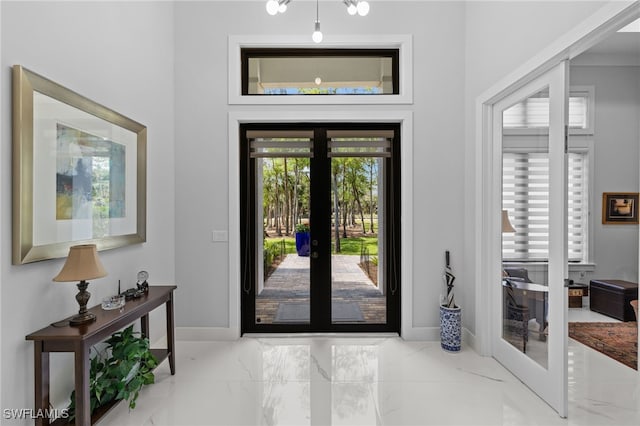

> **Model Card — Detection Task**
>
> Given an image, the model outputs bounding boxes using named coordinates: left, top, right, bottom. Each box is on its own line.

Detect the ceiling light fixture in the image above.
left=356, top=0, right=369, bottom=16
left=344, top=0, right=357, bottom=15
left=312, top=0, right=323, bottom=43
left=266, top=1, right=370, bottom=18
left=266, top=0, right=290, bottom=16
left=265, top=0, right=370, bottom=41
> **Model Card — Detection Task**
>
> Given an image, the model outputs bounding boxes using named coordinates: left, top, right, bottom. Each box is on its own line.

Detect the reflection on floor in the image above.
left=100, top=333, right=640, bottom=426
left=504, top=300, right=628, bottom=368
left=568, top=306, right=621, bottom=323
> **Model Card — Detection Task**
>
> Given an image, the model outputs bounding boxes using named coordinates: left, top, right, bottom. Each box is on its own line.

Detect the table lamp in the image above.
left=53, top=244, right=107, bottom=326
left=502, top=210, right=516, bottom=278
left=502, top=210, right=516, bottom=233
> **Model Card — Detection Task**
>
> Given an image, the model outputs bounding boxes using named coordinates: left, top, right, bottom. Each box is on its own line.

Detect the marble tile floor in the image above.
left=100, top=331, right=640, bottom=425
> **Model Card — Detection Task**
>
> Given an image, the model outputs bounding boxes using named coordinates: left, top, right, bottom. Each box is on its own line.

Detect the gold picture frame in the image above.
left=12, top=65, right=147, bottom=264
left=602, top=192, right=639, bottom=225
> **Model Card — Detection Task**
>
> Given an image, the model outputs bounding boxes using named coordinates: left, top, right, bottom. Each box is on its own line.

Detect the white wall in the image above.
left=0, top=0, right=175, bottom=420
left=173, top=1, right=467, bottom=334
left=463, top=0, right=609, bottom=335
left=569, top=65, right=640, bottom=283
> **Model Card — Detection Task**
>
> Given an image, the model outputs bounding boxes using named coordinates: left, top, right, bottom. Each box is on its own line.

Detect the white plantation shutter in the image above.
left=503, top=152, right=588, bottom=262
left=567, top=153, right=589, bottom=262
left=503, top=93, right=590, bottom=130
left=248, top=130, right=314, bottom=158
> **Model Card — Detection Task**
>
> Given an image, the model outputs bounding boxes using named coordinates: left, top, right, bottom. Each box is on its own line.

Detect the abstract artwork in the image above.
left=56, top=123, right=126, bottom=221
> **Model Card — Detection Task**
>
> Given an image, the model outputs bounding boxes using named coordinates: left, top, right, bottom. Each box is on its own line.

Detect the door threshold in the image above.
left=243, top=332, right=399, bottom=339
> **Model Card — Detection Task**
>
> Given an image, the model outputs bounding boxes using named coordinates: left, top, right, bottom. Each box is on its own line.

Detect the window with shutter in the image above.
left=502, top=151, right=589, bottom=262
left=503, top=88, right=594, bottom=135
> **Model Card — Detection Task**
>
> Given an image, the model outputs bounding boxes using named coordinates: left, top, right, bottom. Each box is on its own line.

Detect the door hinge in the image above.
left=564, top=125, right=569, bottom=154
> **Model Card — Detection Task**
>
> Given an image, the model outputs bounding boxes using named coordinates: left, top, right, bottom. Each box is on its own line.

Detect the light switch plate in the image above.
left=212, top=230, right=228, bottom=242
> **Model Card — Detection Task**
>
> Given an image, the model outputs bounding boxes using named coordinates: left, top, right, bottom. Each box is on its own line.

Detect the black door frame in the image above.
left=240, top=122, right=401, bottom=334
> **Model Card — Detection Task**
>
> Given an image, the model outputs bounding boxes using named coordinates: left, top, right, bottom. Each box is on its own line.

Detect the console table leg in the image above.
left=74, top=342, right=91, bottom=425
left=167, top=295, right=175, bottom=375
left=141, top=314, right=149, bottom=338
left=34, top=342, right=50, bottom=426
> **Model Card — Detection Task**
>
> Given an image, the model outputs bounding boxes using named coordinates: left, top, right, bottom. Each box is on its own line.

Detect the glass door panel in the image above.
left=252, top=132, right=313, bottom=325
left=501, top=88, right=550, bottom=368
left=328, top=131, right=391, bottom=325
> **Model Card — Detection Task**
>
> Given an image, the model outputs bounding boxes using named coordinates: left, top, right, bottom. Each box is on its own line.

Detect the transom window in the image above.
left=241, top=48, right=399, bottom=95
left=503, top=88, right=594, bottom=134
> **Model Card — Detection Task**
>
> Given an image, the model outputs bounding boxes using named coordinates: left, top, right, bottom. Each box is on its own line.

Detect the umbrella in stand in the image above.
left=443, top=250, right=456, bottom=308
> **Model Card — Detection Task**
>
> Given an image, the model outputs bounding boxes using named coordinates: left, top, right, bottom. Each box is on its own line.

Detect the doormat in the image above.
left=569, top=322, right=637, bottom=370
left=273, top=301, right=365, bottom=323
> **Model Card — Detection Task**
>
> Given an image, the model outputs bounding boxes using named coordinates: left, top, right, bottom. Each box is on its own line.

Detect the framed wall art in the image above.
left=12, top=65, right=147, bottom=264
left=602, top=192, right=639, bottom=224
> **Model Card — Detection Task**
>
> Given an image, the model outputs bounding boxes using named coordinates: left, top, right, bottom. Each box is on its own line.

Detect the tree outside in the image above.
left=261, top=156, right=380, bottom=283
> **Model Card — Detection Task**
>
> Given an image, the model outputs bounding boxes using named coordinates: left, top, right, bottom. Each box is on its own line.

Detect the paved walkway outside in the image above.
left=256, top=254, right=386, bottom=324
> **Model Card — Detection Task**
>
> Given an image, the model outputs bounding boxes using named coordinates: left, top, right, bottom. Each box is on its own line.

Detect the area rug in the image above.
left=273, top=301, right=365, bottom=323
left=568, top=322, right=638, bottom=370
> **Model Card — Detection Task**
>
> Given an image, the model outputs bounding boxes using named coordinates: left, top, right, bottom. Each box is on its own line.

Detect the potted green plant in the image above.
left=295, top=222, right=310, bottom=256
left=66, top=325, right=158, bottom=421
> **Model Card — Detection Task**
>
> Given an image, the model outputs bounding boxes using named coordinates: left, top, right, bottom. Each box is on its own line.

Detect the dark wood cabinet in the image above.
left=26, top=285, right=177, bottom=426
left=590, top=279, right=638, bottom=321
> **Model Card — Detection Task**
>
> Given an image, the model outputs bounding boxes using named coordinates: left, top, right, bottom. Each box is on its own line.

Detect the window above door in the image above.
left=242, top=48, right=398, bottom=96
left=228, top=35, right=413, bottom=105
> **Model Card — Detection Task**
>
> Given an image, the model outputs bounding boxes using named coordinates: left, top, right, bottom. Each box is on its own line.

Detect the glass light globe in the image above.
left=357, top=1, right=370, bottom=16
left=278, top=3, right=287, bottom=13
left=347, top=4, right=357, bottom=15
left=315, top=77, right=322, bottom=85
left=266, top=0, right=279, bottom=15
left=312, top=30, right=323, bottom=43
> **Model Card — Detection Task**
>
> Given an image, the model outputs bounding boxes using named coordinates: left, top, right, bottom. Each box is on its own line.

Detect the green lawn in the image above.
left=333, top=237, right=378, bottom=256
left=266, top=236, right=378, bottom=256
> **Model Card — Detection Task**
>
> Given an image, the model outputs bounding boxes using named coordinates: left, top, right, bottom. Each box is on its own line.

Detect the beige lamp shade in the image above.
left=53, top=244, right=107, bottom=282
left=502, top=210, right=516, bottom=233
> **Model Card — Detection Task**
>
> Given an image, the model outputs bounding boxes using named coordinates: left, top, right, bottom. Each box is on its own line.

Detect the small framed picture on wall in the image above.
left=602, top=192, right=639, bottom=224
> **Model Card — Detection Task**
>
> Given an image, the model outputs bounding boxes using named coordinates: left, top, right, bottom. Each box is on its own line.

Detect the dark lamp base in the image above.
left=69, top=312, right=96, bottom=326
left=69, top=279, right=95, bottom=326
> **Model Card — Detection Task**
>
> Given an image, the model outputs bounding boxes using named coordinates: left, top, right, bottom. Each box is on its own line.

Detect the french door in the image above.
left=492, top=61, right=569, bottom=416
left=240, top=123, right=401, bottom=334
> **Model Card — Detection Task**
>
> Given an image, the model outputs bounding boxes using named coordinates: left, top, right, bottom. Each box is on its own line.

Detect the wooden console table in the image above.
left=26, top=285, right=177, bottom=426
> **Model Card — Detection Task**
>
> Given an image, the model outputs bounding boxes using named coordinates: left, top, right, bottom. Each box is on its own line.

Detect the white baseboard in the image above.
left=462, top=327, right=477, bottom=351
left=176, top=327, right=240, bottom=341
left=401, top=326, right=440, bottom=341
left=401, top=326, right=477, bottom=350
